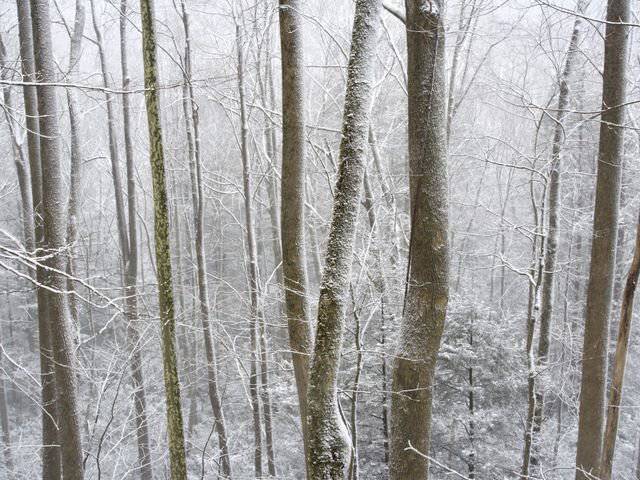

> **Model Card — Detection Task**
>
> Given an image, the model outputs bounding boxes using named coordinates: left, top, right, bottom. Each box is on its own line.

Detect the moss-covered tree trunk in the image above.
left=306, top=0, right=382, bottom=477
left=138, top=0, right=188, bottom=478
left=389, top=1, right=449, bottom=479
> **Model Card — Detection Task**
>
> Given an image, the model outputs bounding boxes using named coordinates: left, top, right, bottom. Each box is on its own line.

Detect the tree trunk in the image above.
left=278, top=1, right=314, bottom=472
left=307, top=0, right=381, bottom=477
left=389, top=1, right=449, bottom=479
left=235, top=21, right=265, bottom=478
left=138, top=0, right=188, bottom=477
left=575, top=1, right=630, bottom=478
left=600, top=211, right=640, bottom=479
left=30, top=1, right=84, bottom=478
left=63, top=0, right=86, bottom=325
left=179, top=2, right=232, bottom=476
left=119, top=2, right=154, bottom=478
left=527, top=6, right=583, bottom=471
left=15, top=3, right=61, bottom=477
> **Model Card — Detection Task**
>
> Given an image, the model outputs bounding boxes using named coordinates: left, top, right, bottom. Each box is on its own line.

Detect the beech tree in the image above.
left=30, top=0, right=84, bottom=478
left=575, top=1, right=630, bottom=479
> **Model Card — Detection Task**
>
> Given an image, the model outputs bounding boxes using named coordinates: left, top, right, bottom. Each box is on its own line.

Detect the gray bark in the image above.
left=278, top=1, right=314, bottom=472
left=30, top=0, right=84, bottom=478
left=119, top=2, right=154, bottom=478
left=306, top=0, right=382, bottom=477
left=389, top=1, right=449, bottom=479
left=574, top=1, right=630, bottom=478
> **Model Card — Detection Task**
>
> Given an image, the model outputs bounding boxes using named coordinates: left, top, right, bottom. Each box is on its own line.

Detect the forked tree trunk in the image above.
left=306, top=0, right=382, bottom=477
left=600, top=211, right=640, bottom=480
left=30, top=1, right=84, bottom=478
left=574, top=1, right=630, bottom=478
left=278, top=0, right=314, bottom=471
left=138, top=0, right=188, bottom=477
left=179, top=2, right=232, bottom=476
left=389, top=1, right=449, bottom=479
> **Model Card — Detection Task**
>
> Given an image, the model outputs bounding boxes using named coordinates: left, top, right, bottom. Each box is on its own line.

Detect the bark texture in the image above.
left=575, top=1, right=630, bottom=478
left=306, top=0, right=382, bottom=477
left=389, top=1, right=449, bottom=479
left=30, top=0, right=85, bottom=478
left=600, top=211, right=640, bottom=480
left=138, top=0, right=188, bottom=477
left=278, top=0, right=314, bottom=469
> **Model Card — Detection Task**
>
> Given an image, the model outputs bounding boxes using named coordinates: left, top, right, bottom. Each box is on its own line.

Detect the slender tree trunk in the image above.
left=63, top=0, right=86, bottom=325
left=235, top=21, right=265, bottom=478
left=0, top=354, right=14, bottom=478
left=600, top=211, right=640, bottom=479
left=527, top=7, right=583, bottom=471
left=389, top=2, right=448, bottom=479
left=31, top=1, right=84, bottom=478
left=307, top=1, right=381, bottom=477
left=179, top=2, right=232, bottom=476
left=278, top=1, right=314, bottom=473
left=119, top=2, right=154, bottom=478
left=0, top=34, right=34, bottom=254
left=138, top=0, right=188, bottom=477
left=575, top=1, right=630, bottom=478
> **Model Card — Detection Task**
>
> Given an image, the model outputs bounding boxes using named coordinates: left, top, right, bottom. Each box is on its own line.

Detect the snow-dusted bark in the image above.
left=30, top=0, right=84, bottom=478
left=575, top=1, right=630, bottom=478
left=278, top=0, right=314, bottom=470
left=138, top=0, right=188, bottom=477
left=179, top=1, right=232, bottom=476
left=306, top=0, right=382, bottom=478
left=389, top=1, right=449, bottom=479
left=119, top=2, right=154, bottom=478
left=521, top=5, right=583, bottom=474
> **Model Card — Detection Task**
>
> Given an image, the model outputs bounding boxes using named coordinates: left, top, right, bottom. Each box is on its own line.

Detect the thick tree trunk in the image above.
left=179, top=2, right=232, bottom=476
left=600, top=211, right=640, bottom=479
left=575, top=1, right=630, bottom=478
left=15, top=3, right=61, bottom=478
left=306, top=1, right=381, bottom=477
left=389, top=1, right=449, bottom=479
left=138, top=0, right=188, bottom=477
left=30, top=1, right=84, bottom=478
left=119, top=2, right=154, bottom=478
left=278, top=1, right=314, bottom=472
